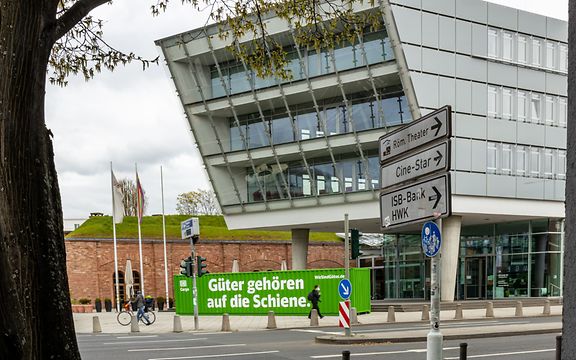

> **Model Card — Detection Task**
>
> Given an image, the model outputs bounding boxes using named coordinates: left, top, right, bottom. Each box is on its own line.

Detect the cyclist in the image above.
left=135, top=291, right=151, bottom=325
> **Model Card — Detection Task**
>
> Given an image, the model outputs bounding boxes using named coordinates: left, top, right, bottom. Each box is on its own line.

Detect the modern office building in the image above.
left=156, top=0, right=567, bottom=301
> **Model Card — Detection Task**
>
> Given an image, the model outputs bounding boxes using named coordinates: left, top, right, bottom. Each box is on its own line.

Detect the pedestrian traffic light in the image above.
left=351, top=229, right=362, bottom=259
left=180, top=256, right=192, bottom=277
left=197, top=256, right=207, bottom=277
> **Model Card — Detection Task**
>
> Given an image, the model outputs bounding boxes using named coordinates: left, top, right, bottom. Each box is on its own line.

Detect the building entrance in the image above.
left=464, top=257, right=493, bottom=299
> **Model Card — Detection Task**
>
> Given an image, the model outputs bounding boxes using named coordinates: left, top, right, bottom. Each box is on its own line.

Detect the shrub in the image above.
left=156, top=296, right=165, bottom=303
left=78, top=298, right=91, bottom=305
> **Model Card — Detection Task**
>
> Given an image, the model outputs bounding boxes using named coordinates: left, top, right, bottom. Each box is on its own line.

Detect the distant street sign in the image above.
left=181, top=217, right=200, bottom=239
left=422, top=221, right=442, bottom=257
left=338, top=279, right=352, bottom=300
left=380, top=141, right=450, bottom=189
left=380, top=174, right=451, bottom=229
left=379, top=106, right=451, bottom=164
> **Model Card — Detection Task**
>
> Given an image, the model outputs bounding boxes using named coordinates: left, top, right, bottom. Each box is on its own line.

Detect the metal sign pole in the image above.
left=191, top=239, right=199, bottom=330
left=343, top=214, right=351, bottom=337
left=426, top=219, right=443, bottom=360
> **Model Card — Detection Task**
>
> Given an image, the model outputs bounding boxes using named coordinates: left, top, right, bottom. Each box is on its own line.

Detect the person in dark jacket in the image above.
left=135, top=291, right=151, bottom=325
left=308, top=285, right=323, bottom=319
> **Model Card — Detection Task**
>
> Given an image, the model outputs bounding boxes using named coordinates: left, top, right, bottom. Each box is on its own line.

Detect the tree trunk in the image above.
left=0, top=1, right=80, bottom=358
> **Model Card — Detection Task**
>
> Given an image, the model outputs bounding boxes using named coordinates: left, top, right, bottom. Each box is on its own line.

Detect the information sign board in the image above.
left=421, top=221, right=442, bottom=257
left=338, top=279, right=352, bottom=300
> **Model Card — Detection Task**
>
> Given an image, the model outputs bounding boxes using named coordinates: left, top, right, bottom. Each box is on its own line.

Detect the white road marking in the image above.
left=104, top=338, right=207, bottom=345
left=310, top=347, right=458, bottom=358
left=353, top=320, right=530, bottom=333
left=148, top=350, right=280, bottom=360
left=116, top=335, right=158, bottom=339
left=444, top=348, right=555, bottom=359
left=129, top=344, right=245, bottom=352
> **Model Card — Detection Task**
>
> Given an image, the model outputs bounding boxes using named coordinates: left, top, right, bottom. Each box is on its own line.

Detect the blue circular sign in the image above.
left=422, top=221, right=442, bottom=257
left=338, top=279, right=352, bottom=300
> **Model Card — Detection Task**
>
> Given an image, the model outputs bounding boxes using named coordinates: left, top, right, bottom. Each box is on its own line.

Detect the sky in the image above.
left=46, top=0, right=568, bottom=219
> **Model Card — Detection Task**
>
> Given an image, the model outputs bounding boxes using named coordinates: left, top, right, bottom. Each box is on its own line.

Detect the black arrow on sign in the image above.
left=429, top=186, right=442, bottom=209
left=433, top=150, right=443, bottom=167
left=431, top=117, right=442, bottom=137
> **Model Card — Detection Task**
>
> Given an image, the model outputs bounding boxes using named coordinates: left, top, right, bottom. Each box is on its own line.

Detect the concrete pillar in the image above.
left=454, top=303, right=463, bottom=319
left=221, top=313, right=231, bottom=332
left=485, top=301, right=494, bottom=318
left=387, top=306, right=396, bottom=323
left=291, top=229, right=310, bottom=270
left=92, top=316, right=102, bottom=333
left=441, top=215, right=462, bottom=302
left=173, top=315, right=183, bottom=333
left=309, top=309, right=319, bottom=326
left=421, top=304, right=430, bottom=321
left=267, top=311, right=277, bottom=329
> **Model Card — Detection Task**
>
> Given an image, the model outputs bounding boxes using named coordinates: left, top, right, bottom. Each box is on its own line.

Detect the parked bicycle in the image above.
left=117, top=302, right=156, bottom=326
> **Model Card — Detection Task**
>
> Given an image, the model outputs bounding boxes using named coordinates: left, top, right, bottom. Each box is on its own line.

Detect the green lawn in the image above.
left=67, top=215, right=341, bottom=242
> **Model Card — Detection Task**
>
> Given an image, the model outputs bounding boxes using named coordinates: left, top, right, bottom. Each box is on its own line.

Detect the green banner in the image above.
left=174, top=268, right=371, bottom=316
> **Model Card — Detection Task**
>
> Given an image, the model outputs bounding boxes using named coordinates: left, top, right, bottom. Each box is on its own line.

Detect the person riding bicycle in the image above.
left=144, top=295, right=154, bottom=311
left=135, top=291, right=151, bottom=325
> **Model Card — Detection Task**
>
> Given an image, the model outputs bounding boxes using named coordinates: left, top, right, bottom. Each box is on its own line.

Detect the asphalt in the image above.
left=74, top=304, right=562, bottom=344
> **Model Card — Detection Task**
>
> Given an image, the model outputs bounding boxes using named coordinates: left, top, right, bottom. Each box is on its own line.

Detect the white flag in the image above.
left=112, top=171, right=125, bottom=224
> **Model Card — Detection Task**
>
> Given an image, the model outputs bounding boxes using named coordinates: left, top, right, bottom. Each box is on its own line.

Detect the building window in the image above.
left=530, top=93, right=541, bottom=124
left=502, top=31, right=513, bottom=61
left=530, top=148, right=541, bottom=177
left=488, top=28, right=499, bottom=58
left=545, top=96, right=555, bottom=126
left=558, top=98, right=567, bottom=127
left=517, top=35, right=527, bottom=64
left=488, top=86, right=498, bottom=118
left=531, top=38, right=541, bottom=66
left=559, top=44, right=568, bottom=72
left=557, top=150, right=567, bottom=179
left=516, top=145, right=527, bottom=176
left=501, top=144, right=512, bottom=174
left=543, top=149, right=554, bottom=178
left=502, top=88, right=512, bottom=119
left=517, top=90, right=527, bottom=122
left=546, top=41, right=556, bottom=70
left=487, top=142, right=497, bottom=173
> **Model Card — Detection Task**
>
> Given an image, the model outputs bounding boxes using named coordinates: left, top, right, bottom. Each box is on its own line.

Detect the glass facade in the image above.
left=360, top=219, right=563, bottom=300
left=230, top=92, right=410, bottom=151
left=246, top=154, right=380, bottom=202
left=210, top=30, right=394, bottom=99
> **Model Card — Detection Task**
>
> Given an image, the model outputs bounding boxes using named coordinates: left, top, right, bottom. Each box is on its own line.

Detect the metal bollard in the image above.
left=556, top=335, right=562, bottom=360
left=342, top=350, right=351, bottom=360
left=459, top=342, right=467, bottom=360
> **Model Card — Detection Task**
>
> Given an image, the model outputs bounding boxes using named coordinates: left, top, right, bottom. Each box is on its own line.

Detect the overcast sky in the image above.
left=46, top=0, right=568, bottom=219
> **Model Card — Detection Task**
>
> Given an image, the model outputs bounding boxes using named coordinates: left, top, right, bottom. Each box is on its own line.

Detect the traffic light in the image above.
left=351, top=229, right=362, bottom=259
left=197, top=256, right=207, bottom=277
left=180, top=256, right=192, bottom=277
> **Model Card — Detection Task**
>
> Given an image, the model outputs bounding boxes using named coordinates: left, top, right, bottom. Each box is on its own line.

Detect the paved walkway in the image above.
left=74, top=304, right=562, bottom=335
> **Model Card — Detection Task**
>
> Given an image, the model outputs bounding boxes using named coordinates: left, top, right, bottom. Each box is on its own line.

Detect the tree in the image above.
left=176, top=190, right=221, bottom=215
left=117, top=178, right=148, bottom=217
left=0, top=0, right=368, bottom=357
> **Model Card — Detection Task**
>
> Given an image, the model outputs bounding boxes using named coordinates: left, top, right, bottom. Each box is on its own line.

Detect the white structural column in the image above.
left=440, top=215, right=462, bottom=302
left=291, top=229, right=310, bottom=270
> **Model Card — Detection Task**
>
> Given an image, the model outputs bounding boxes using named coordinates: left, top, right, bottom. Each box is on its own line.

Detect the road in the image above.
left=78, top=317, right=560, bottom=359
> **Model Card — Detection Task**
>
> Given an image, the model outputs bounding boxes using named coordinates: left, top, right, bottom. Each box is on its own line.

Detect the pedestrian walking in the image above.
left=307, top=285, right=324, bottom=319
left=135, top=291, right=151, bottom=325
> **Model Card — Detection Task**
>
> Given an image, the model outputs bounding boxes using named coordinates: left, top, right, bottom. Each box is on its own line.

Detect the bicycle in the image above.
left=117, top=303, right=156, bottom=326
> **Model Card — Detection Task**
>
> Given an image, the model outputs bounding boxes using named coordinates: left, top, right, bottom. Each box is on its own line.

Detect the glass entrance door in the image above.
left=465, top=257, right=486, bottom=299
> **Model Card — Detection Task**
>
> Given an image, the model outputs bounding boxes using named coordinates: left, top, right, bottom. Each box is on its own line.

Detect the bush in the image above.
left=78, top=298, right=91, bottom=305
left=95, top=298, right=101, bottom=303
left=156, top=296, right=165, bottom=303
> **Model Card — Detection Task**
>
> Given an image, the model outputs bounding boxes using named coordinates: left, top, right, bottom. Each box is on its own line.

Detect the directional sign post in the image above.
left=380, top=174, right=450, bottom=229
left=181, top=218, right=200, bottom=330
left=380, top=106, right=451, bottom=164
left=338, top=279, right=352, bottom=300
left=422, top=221, right=443, bottom=360
left=338, top=279, right=352, bottom=336
left=381, top=141, right=450, bottom=189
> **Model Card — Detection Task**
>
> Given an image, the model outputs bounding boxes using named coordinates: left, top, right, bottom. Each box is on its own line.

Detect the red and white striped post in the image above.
left=339, top=300, right=351, bottom=330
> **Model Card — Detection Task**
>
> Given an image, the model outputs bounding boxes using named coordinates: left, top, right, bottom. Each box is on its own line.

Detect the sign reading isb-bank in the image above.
left=379, top=106, right=451, bottom=164
left=380, top=174, right=451, bottom=229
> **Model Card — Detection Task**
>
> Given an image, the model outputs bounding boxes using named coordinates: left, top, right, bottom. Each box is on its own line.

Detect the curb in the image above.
left=315, top=328, right=562, bottom=345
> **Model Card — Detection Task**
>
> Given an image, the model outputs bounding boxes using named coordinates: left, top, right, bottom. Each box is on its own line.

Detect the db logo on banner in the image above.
left=339, top=300, right=350, bottom=328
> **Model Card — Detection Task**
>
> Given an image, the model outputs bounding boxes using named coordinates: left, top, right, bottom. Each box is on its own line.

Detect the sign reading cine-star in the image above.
left=379, top=106, right=451, bottom=164
left=380, top=174, right=451, bottom=229
left=380, top=141, right=450, bottom=189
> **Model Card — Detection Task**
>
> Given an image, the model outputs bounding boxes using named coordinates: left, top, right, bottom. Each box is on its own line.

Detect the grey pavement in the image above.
left=74, top=304, right=562, bottom=338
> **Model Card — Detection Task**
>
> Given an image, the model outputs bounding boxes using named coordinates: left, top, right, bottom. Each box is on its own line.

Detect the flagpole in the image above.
left=136, top=163, right=145, bottom=296
left=161, top=166, right=170, bottom=308
left=111, top=162, right=121, bottom=312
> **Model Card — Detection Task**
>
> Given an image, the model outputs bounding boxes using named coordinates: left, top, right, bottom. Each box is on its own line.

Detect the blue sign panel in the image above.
left=338, top=279, right=352, bottom=300
left=422, top=221, right=442, bottom=257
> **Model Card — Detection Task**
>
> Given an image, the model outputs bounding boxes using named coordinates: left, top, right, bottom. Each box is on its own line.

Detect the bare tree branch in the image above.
left=54, top=0, right=111, bottom=41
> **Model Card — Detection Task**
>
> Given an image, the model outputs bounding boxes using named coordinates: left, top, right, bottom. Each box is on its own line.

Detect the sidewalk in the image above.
left=74, top=304, right=562, bottom=336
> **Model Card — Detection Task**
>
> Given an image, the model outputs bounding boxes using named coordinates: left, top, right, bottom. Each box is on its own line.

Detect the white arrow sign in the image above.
left=379, top=106, right=451, bottom=164
left=340, top=283, right=350, bottom=296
